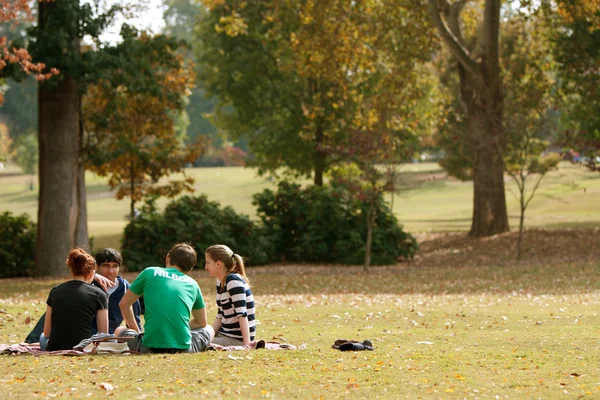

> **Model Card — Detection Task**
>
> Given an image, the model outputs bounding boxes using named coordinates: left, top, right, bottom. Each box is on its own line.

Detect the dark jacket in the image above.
left=91, top=276, right=143, bottom=334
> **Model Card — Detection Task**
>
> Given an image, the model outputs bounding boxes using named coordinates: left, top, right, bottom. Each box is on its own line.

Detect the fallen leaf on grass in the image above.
left=99, top=382, right=114, bottom=391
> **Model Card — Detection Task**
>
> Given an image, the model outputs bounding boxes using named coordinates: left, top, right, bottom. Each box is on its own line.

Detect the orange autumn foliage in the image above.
left=82, top=54, right=205, bottom=210
left=0, top=0, right=59, bottom=104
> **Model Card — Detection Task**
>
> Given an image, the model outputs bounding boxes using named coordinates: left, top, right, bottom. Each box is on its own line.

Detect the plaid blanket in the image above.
left=0, top=343, right=84, bottom=356
left=1, top=340, right=297, bottom=355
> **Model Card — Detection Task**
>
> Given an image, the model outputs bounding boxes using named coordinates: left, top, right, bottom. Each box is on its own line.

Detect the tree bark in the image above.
left=35, top=0, right=82, bottom=276
left=517, top=197, right=525, bottom=260
left=467, top=93, right=509, bottom=236
left=74, top=158, right=89, bottom=249
left=314, top=124, right=325, bottom=186
left=36, top=77, right=80, bottom=277
left=363, top=201, right=377, bottom=272
left=428, top=0, right=509, bottom=237
left=74, top=110, right=89, bottom=250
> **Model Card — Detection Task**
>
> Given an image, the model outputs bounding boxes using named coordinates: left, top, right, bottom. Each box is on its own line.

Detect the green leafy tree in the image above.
left=12, top=131, right=38, bottom=190
left=501, top=10, right=562, bottom=259
left=22, top=0, right=123, bottom=276
left=551, top=0, right=600, bottom=171
left=197, top=0, right=434, bottom=185
left=505, top=138, right=561, bottom=260
left=15, top=1, right=199, bottom=276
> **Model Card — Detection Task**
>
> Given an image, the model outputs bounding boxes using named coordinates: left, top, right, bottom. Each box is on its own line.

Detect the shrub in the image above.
left=253, top=182, right=417, bottom=265
left=0, top=211, right=36, bottom=278
left=122, top=195, right=273, bottom=271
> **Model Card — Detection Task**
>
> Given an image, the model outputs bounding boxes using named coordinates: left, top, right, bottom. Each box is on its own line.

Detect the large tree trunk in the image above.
left=469, top=122, right=509, bottom=236
left=465, top=77, right=509, bottom=236
left=35, top=0, right=82, bottom=276
left=429, top=0, right=509, bottom=237
left=36, top=77, right=81, bottom=277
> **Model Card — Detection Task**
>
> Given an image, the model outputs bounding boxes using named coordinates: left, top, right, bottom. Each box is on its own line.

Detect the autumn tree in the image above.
left=0, top=3, right=39, bottom=138
left=328, top=119, right=418, bottom=270
left=17, top=1, right=195, bottom=276
left=0, top=0, right=57, bottom=104
left=83, top=32, right=204, bottom=219
left=551, top=0, right=600, bottom=171
left=428, top=0, right=509, bottom=237
left=197, top=0, right=434, bottom=185
left=502, top=11, right=561, bottom=259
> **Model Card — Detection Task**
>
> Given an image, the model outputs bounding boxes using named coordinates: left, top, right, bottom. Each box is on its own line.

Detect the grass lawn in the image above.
left=1, top=161, right=599, bottom=249
left=1, top=229, right=599, bottom=399
left=1, top=162, right=599, bottom=398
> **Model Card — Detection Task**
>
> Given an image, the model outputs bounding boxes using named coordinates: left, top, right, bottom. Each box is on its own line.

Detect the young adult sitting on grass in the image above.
left=116, top=243, right=214, bottom=353
left=25, top=248, right=142, bottom=343
left=40, top=248, right=109, bottom=351
left=204, top=244, right=256, bottom=346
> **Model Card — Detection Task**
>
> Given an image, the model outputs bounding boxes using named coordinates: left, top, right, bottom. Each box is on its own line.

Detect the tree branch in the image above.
left=427, top=0, right=479, bottom=76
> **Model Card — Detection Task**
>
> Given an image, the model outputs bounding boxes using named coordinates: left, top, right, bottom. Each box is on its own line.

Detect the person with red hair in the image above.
left=40, top=248, right=109, bottom=351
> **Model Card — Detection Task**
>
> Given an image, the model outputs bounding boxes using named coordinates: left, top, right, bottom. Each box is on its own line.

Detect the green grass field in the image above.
left=1, top=161, right=598, bottom=250
left=1, top=259, right=600, bottom=399
left=1, top=163, right=599, bottom=398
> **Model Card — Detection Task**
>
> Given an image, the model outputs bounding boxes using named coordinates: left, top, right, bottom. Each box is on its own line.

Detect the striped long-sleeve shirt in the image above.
left=215, top=273, right=255, bottom=341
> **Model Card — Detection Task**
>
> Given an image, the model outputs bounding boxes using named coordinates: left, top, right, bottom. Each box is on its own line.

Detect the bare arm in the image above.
left=43, top=305, right=52, bottom=337
left=189, top=307, right=208, bottom=330
left=93, top=273, right=115, bottom=292
left=238, top=315, right=251, bottom=346
left=211, top=317, right=222, bottom=334
left=119, top=290, right=141, bottom=332
left=96, top=308, right=109, bottom=334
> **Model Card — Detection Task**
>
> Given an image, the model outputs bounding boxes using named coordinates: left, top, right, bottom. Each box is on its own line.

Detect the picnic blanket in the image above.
left=1, top=339, right=297, bottom=356
left=0, top=343, right=84, bottom=356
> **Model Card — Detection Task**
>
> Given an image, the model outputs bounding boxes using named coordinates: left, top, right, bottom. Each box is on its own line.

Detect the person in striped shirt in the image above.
left=204, top=244, right=256, bottom=346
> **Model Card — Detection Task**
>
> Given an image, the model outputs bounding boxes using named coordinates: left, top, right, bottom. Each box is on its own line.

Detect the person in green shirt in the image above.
left=116, top=243, right=214, bottom=353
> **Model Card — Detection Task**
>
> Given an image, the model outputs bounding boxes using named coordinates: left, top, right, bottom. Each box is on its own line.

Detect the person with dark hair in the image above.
left=25, top=248, right=142, bottom=344
left=40, top=248, right=109, bottom=351
left=204, top=244, right=255, bottom=346
left=116, top=243, right=214, bottom=353
left=91, top=248, right=143, bottom=333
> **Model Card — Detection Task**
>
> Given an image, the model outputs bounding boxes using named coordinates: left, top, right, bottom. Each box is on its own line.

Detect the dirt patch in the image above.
left=412, top=228, right=600, bottom=268
left=231, top=228, right=600, bottom=277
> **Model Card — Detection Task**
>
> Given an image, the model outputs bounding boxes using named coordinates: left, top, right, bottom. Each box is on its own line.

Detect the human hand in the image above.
left=94, top=273, right=116, bottom=292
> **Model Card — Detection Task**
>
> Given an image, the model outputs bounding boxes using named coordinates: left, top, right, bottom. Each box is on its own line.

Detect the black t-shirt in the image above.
left=46, top=280, right=108, bottom=351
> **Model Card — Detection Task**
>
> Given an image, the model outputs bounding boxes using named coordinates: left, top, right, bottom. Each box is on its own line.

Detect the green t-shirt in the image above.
left=129, top=267, right=205, bottom=349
